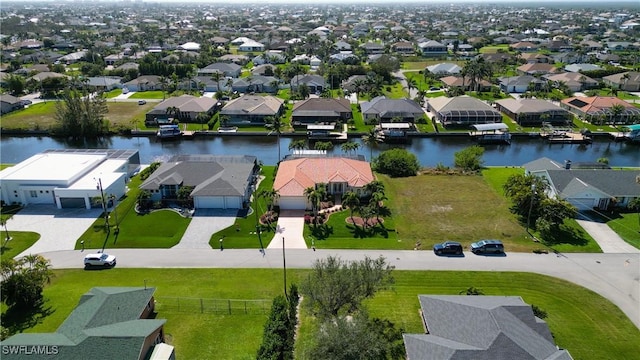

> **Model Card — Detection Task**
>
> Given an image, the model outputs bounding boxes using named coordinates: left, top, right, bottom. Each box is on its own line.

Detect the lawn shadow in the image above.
left=1, top=302, right=55, bottom=337
left=310, top=224, right=333, bottom=240
left=542, top=224, right=589, bottom=247
left=347, top=223, right=391, bottom=239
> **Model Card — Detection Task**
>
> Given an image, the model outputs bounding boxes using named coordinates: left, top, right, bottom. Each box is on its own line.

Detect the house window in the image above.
left=30, top=190, right=38, bottom=198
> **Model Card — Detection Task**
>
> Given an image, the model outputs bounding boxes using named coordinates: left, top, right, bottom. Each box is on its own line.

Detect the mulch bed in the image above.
left=345, top=216, right=384, bottom=227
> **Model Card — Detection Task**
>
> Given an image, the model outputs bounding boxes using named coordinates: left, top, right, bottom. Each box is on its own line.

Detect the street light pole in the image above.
left=109, top=194, right=119, bottom=233
left=526, top=183, right=536, bottom=235
left=282, top=236, right=287, bottom=297
left=95, top=178, right=109, bottom=232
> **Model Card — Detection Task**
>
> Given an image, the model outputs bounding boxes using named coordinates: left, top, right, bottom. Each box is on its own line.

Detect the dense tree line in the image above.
left=138, top=54, right=193, bottom=78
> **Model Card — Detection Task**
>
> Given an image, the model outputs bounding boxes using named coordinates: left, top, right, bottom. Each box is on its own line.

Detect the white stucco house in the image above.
left=0, top=150, right=140, bottom=209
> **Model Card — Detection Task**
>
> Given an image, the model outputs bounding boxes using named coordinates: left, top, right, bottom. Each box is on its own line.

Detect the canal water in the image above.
left=1, top=135, right=639, bottom=167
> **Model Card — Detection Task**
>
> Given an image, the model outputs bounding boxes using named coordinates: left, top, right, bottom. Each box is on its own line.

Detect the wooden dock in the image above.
left=542, top=132, right=591, bottom=144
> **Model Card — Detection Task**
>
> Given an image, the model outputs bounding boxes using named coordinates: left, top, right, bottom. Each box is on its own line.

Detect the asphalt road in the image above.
left=49, top=248, right=640, bottom=329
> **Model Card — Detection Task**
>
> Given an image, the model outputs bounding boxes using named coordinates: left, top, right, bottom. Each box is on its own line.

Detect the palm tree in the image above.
left=609, top=104, right=626, bottom=124
left=196, top=112, right=209, bottom=131
left=258, top=188, right=280, bottom=213
left=211, top=72, right=222, bottom=93
left=1, top=213, right=14, bottom=244
left=364, top=180, right=385, bottom=195
left=288, top=139, right=307, bottom=152
left=225, top=78, right=235, bottom=93
left=405, top=76, right=418, bottom=98
left=342, top=191, right=360, bottom=227
left=267, top=115, right=286, bottom=162
left=362, top=127, right=381, bottom=160
left=304, top=185, right=325, bottom=226
left=353, top=79, right=365, bottom=103
left=369, top=190, right=388, bottom=223
left=341, top=141, right=360, bottom=155
left=159, top=76, right=169, bottom=100
left=621, top=73, right=630, bottom=91
left=314, top=141, right=333, bottom=151
left=166, top=106, right=180, bottom=122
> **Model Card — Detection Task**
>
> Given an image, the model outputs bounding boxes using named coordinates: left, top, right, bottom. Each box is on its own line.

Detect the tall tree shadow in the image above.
left=1, top=302, right=55, bottom=337
left=542, top=224, right=589, bottom=247
left=310, top=224, right=333, bottom=240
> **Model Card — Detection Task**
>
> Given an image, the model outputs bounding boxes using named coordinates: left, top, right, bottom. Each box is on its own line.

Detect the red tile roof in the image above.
left=274, top=157, right=374, bottom=196
left=561, top=96, right=635, bottom=114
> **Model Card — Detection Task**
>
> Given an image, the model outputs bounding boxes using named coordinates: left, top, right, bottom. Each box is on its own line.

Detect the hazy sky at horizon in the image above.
left=12, top=0, right=640, bottom=2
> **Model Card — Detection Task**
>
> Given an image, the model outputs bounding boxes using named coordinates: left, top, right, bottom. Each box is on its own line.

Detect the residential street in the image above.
left=42, top=248, right=640, bottom=329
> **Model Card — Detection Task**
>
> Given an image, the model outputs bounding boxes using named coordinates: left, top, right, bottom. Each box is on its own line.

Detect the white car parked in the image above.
left=84, top=253, right=117, bottom=268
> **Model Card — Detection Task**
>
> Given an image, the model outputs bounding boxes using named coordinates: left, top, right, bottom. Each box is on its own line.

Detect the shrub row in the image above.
left=256, top=284, right=300, bottom=360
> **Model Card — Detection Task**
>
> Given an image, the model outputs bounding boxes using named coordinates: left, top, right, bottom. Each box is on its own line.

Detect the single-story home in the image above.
left=290, top=75, right=326, bottom=93
left=426, top=63, right=462, bottom=75
left=145, top=95, right=218, bottom=124
left=124, top=75, right=163, bottom=92
left=231, top=75, right=279, bottom=93
left=197, top=63, right=242, bottom=78
left=602, top=72, right=640, bottom=92
left=291, top=98, right=352, bottom=125
left=1, top=287, right=173, bottom=360
left=560, top=96, right=640, bottom=124
left=273, top=157, right=375, bottom=210
left=0, top=149, right=139, bottom=209
left=403, top=295, right=572, bottom=360
left=498, top=75, right=545, bottom=93
left=86, top=76, right=123, bottom=91
left=0, top=94, right=24, bottom=114
left=517, top=63, right=557, bottom=75
left=524, top=157, right=640, bottom=210
left=139, top=155, right=259, bottom=210
left=495, top=98, right=572, bottom=126
left=360, top=96, right=424, bottom=124
left=440, top=76, right=491, bottom=91
left=220, top=95, right=284, bottom=125
left=238, top=40, right=265, bottom=52
left=428, top=96, right=502, bottom=128
left=543, top=72, right=598, bottom=92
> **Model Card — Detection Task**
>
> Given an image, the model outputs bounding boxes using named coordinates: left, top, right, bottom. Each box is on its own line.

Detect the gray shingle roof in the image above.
left=404, top=295, right=573, bottom=360
left=139, top=155, right=257, bottom=197
left=1, top=287, right=165, bottom=360
left=547, top=169, right=640, bottom=198
left=360, top=96, right=424, bottom=118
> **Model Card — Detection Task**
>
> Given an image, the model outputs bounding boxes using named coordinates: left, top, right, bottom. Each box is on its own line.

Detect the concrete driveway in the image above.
left=267, top=210, right=307, bottom=249
left=172, top=209, right=238, bottom=249
left=576, top=218, right=639, bottom=253
left=6, top=206, right=102, bottom=257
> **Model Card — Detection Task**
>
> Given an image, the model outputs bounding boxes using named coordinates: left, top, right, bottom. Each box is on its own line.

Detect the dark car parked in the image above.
left=470, top=239, right=504, bottom=254
left=433, top=241, right=463, bottom=255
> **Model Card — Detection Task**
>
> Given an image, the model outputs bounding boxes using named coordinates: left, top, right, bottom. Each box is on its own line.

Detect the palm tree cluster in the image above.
left=460, top=57, right=493, bottom=92
left=341, top=181, right=388, bottom=230
left=304, top=184, right=328, bottom=226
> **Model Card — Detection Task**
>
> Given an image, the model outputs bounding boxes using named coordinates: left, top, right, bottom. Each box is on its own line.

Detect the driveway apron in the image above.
left=8, top=206, right=102, bottom=257
left=576, top=219, right=640, bottom=253
left=267, top=210, right=307, bottom=249
left=173, top=209, right=238, bottom=249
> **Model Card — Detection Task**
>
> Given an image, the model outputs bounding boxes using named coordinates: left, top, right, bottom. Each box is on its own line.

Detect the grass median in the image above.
left=20, top=268, right=640, bottom=360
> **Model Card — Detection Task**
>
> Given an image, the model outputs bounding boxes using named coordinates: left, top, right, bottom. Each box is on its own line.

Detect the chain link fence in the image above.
left=155, top=297, right=271, bottom=315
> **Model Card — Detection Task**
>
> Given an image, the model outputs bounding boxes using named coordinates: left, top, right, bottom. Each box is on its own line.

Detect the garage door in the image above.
left=60, top=197, right=86, bottom=208
left=195, top=196, right=225, bottom=209
left=569, top=198, right=595, bottom=211
left=224, top=197, right=242, bottom=209
left=278, top=197, right=307, bottom=210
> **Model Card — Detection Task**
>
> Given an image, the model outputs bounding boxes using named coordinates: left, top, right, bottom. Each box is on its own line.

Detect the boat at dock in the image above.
left=306, top=124, right=348, bottom=142
left=156, top=124, right=183, bottom=140
left=541, top=130, right=592, bottom=144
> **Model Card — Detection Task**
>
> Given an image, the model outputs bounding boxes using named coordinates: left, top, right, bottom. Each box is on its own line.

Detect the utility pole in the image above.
left=282, top=237, right=287, bottom=297
left=526, top=184, right=536, bottom=235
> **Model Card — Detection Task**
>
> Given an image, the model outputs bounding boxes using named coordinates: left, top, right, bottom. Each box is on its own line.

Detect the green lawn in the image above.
left=380, top=172, right=534, bottom=251
left=15, top=269, right=639, bottom=360
left=606, top=213, right=640, bottom=249
left=572, top=117, right=618, bottom=132
left=303, top=210, right=401, bottom=249
left=1, top=101, right=155, bottom=131
left=479, top=45, right=510, bottom=53
left=383, top=83, right=409, bottom=99
left=128, top=91, right=166, bottom=99
left=209, top=166, right=278, bottom=249
left=0, top=232, right=40, bottom=259
left=349, top=104, right=369, bottom=132
left=75, top=175, right=191, bottom=250
left=104, top=89, right=122, bottom=98
left=297, top=270, right=640, bottom=360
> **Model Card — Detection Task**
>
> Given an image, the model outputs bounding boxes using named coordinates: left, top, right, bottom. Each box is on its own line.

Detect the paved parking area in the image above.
left=7, top=206, right=102, bottom=257
left=172, top=209, right=238, bottom=249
